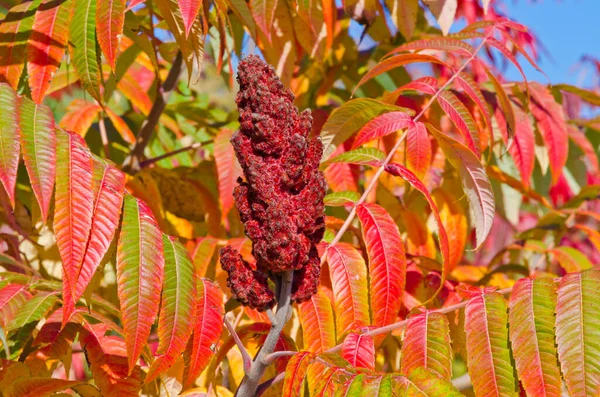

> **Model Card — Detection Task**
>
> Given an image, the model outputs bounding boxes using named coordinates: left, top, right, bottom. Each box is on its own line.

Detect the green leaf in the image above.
left=117, top=195, right=165, bottom=374
left=18, top=97, right=56, bottom=223
left=146, top=235, right=196, bottom=383
left=554, top=84, right=600, bottom=106
left=321, top=147, right=386, bottom=169
left=324, top=191, right=361, bottom=207
left=70, top=0, right=102, bottom=102
left=550, top=247, right=593, bottom=273
left=6, top=292, right=58, bottom=332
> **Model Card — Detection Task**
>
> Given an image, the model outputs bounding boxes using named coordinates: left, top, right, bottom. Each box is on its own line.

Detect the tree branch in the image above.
left=235, top=270, right=294, bottom=397
left=98, top=115, right=110, bottom=159
left=138, top=142, right=202, bottom=168
left=123, top=51, right=183, bottom=173
left=224, top=314, right=252, bottom=372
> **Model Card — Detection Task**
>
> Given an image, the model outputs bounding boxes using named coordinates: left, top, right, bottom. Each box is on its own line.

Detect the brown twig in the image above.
left=138, top=142, right=202, bottom=168
left=123, top=51, right=183, bottom=173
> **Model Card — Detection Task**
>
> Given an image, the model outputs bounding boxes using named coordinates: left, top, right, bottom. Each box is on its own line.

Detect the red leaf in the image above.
left=0, top=284, right=32, bottom=328
left=59, top=100, right=101, bottom=136
left=251, top=0, right=277, bottom=42
left=406, top=121, right=431, bottom=180
left=76, top=158, right=125, bottom=302
left=487, top=37, right=529, bottom=91
left=282, top=351, right=315, bottom=397
left=352, top=111, right=412, bottom=149
left=495, top=104, right=535, bottom=188
left=433, top=189, right=467, bottom=269
left=384, top=163, right=450, bottom=295
left=529, top=83, right=568, bottom=185
left=456, top=72, right=493, bottom=139
left=18, top=97, right=56, bottom=223
left=54, top=130, right=94, bottom=320
left=356, top=203, right=405, bottom=329
left=184, top=277, right=224, bottom=388
left=298, top=289, right=336, bottom=353
left=214, top=128, right=242, bottom=228
left=386, top=37, right=475, bottom=58
left=97, top=0, right=126, bottom=71
left=117, top=195, right=165, bottom=374
left=342, top=332, right=375, bottom=370
left=178, top=0, right=203, bottom=37
left=146, top=235, right=196, bottom=383
left=437, top=90, right=480, bottom=156
left=27, top=0, right=73, bottom=103
left=0, top=84, right=19, bottom=206
left=82, top=329, right=143, bottom=397
left=326, top=243, right=370, bottom=336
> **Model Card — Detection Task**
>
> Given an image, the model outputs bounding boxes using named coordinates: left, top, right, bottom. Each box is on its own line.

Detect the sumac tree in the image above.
left=0, top=0, right=599, bottom=396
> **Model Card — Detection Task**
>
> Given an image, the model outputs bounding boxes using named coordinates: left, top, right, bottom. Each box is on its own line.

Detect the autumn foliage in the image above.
left=0, top=0, right=599, bottom=396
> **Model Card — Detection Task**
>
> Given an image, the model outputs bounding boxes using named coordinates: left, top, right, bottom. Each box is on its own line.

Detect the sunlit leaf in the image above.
left=146, top=235, right=196, bottom=383
left=97, top=0, right=127, bottom=71
left=70, top=0, right=102, bottom=102
left=406, top=121, right=431, bottom=180
left=18, top=97, right=56, bottom=223
left=2, top=378, right=85, bottom=397
left=550, top=247, right=593, bottom=273
left=423, top=0, right=457, bottom=35
left=0, top=84, right=19, bottom=206
left=342, top=332, right=375, bottom=370
left=321, top=147, right=385, bottom=168
left=298, top=289, right=336, bottom=353
left=352, top=111, right=412, bottom=149
left=214, top=128, right=242, bottom=227
left=117, top=195, right=165, bottom=373
left=323, top=191, right=361, bottom=207
left=177, top=0, right=203, bottom=37
left=59, top=99, right=102, bottom=136
left=437, top=90, right=480, bottom=156
left=508, top=277, right=561, bottom=397
left=326, top=243, right=370, bottom=336
left=0, top=284, right=32, bottom=328
left=5, top=292, right=58, bottom=332
left=282, top=351, right=314, bottom=397
left=250, top=0, right=276, bottom=42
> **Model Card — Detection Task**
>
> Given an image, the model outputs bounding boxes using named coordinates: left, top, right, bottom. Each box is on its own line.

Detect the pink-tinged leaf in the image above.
left=433, top=189, right=467, bottom=269
left=184, top=277, right=223, bottom=388
left=0, top=84, right=19, bottom=206
left=177, top=0, right=202, bottom=37
left=383, top=163, right=450, bottom=291
left=0, top=0, right=41, bottom=88
left=464, top=289, right=517, bottom=396
left=76, top=158, right=125, bottom=301
left=495, top=104, right=535, bottom=188
left=298, top=289, right=336, bottom=353
left=27, top=0, right=73, bottom=103
left=437, top=90, right=480, bottom=156
left=82, top=330, right=143, bottom=397
left=498, top=29, right=547, bottom=80
left=356, top=203, right=405, bottom=329
left=18, top=97, right=56, bottom=223
left=146, top=235, right=196, bottom=383
left=214, top=128, right=242, bottom=227
left=190, top=236, right=219, bottom=277
left=324, top=151, right=358, bottom=192
left=508, top=277, right=561, bottom=397
left=386, top=37, right=475, bottom=58
left=456, top=73, right=492, bottom=136
left=392, top=368, right=463, bottom=395
left=97, top=0, right=126, bottom=71
left=105, top=108, right=136, bottom=144
left=342, top=332, right=375, bottom=370
left=353, top=53, right=448, bottom=95
left=2, top=378, right=85, bottom=397
left=529, top=83, right=568, bottom=185
left=400, top=310, right=452, bottom=380
left=0, top=284, right=32, bottom=328
left=352, top=111, right=412, bottom=149
left=117, top=195, right=165, bottom=374
left=326, top=243, right=370, bottom=336
left=282, top=351, right=315, bottom=397
left=54, top=130, right=94, bottom=317
left=556, top=270, right=600, bottom=397
left=59, top=99, right=102, bottom=136
left=568, top=125, right=598, bottom=174
left=427, top=125, right=495, bottom=249
left=487, top=37, right=528, bottom=91
left=250, top=0, right=276, bottom=42
left=406, top=121, right=431, bottom=180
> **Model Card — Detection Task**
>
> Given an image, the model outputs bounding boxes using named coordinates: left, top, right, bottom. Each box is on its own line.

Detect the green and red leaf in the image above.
left=352, top=111, right=412, bottom=149
left=70, top=0, right=102, bottom=102
left=117, top=195, right=165, bottom=373
left=18, top=97, right=56, bottom=223
left=437, top=90, right=480, bottom=156
left=401, top=310, right=452, bottom=380
left=282, top=351, right=315, bottom=397
left=508, top=277, right=561, bottom=397
left=0, top=84, right=19, bottom=206
left=0, top=284, right=32, bottom=328
left=556, top=269, right=600, bottom=397
left=146, top=235, right=196, bottom=383
left=357, top=203, right=405, bottom=329
left=326, top=243, right=370, bottom=336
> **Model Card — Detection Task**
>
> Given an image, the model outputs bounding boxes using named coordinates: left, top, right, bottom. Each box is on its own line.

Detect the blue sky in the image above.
left=495, top=0, right=599, bottom=87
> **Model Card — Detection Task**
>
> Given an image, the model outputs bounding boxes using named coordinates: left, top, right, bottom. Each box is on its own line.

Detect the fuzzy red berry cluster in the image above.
left=220, top=55, right=327, bottom=311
